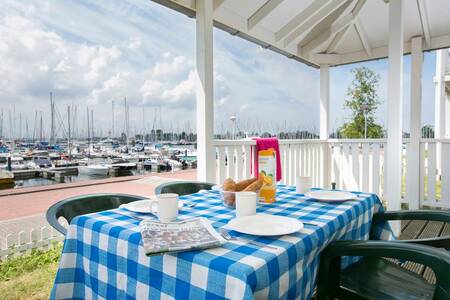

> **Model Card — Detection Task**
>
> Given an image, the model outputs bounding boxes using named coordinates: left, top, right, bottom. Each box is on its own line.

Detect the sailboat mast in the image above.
left=86, top=107, right=90, bottom=158
left=50, top=92, right=55, bottom=144
left=91, top=109, right=94, bottom=142
left=32, top=111, right=37, bottom=142
left=112, top=101, right=115, bottom=139
left=40, top=112, right=43, bottom=141
left=124, top=97, right=129, bottom=147
left=67, top=106, right=71, bottom=161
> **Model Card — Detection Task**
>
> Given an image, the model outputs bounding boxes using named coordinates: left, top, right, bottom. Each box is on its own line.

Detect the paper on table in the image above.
left=140, top=217, right=225, bottom=255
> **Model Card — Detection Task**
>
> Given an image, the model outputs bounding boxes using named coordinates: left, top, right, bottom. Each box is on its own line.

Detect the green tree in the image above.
left=338, top=67, right=384, bottom=138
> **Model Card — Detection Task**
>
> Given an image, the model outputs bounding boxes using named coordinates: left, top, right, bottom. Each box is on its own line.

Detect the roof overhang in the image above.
left=151, top=0, right=450, bottom=68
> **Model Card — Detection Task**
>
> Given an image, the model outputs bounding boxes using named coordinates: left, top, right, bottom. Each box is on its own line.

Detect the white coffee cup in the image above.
left=151, top=193, right=179, bottom=222
left=296, top=176, right=312, bottom=194
left=235, top=191, right=257, bottom=218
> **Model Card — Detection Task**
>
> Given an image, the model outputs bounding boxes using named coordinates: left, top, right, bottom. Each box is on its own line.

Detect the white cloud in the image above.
left=161, top=71, right=196, bottom=102
left=151, top=55, right=192, bottom=78
left=0, top=0, right=325, bottom=137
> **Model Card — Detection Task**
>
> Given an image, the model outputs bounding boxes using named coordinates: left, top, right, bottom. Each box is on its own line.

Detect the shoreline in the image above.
left=0, top=169, right=197, bottom=221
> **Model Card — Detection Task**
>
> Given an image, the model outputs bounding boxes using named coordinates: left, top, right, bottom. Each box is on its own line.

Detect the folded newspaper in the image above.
left=140, top=217, right=226, bottom=255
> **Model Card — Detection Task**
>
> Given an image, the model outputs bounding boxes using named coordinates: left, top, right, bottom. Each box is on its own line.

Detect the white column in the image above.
left=196, top=0, right=215, bottom=182
left=320, top=65, right=330, bottom=187
left=319, top=65, right=330, bottom=140
left=434, top=49, right=447, bottom=176
left=435, top=49, right=447, bottom=139
left=408, top=36, right=423, bottom=209
left=385, top=0, right=403, bottom=234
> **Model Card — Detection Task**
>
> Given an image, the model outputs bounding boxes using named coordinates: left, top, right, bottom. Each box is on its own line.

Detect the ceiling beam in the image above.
left=326, top=24, right=352, bottom=52
left=416, top=0, right=431, bottom=47
left=247, top=0, right=284, bottom=30
left=283, top=0, right=348, bottom=47
left=354, top=19, right=372, bottom=57
left=213, top=0, right=225, bottom=10
left=274, top=0, right=329, bottom=42
left=300, top=0, right=366, bottom=55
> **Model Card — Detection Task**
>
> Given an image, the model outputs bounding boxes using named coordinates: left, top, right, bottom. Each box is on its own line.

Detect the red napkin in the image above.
left=252, top=137, right=282, bottom=182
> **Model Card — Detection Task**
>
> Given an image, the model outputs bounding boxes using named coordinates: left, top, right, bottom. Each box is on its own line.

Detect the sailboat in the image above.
left=78, top=107, right=109, bottom=176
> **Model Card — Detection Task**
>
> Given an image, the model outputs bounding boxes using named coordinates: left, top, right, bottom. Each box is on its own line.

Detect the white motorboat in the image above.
left=2, top=156, right=37, bottom=170
left=78, top=165, right=110, bottom=176
left=164, top=158, right=182, bottom=168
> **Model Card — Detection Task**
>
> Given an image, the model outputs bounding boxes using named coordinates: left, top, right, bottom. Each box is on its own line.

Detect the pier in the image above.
left=12, top=167, right=79, bottom=181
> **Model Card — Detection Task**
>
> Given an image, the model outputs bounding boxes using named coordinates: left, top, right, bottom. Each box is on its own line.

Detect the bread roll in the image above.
left=223, top=178, right=236, bottom=191
left=235, top=178, right=258, bottom=191
left=243, top=176, right=264, bottom=192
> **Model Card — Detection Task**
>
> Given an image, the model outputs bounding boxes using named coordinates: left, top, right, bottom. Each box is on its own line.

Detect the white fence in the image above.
left=213, top=138, right=450, bottom=209
left=0, top=226, right=63, bottom=260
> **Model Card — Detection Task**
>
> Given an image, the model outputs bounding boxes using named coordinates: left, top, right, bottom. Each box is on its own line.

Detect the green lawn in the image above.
left=0, top=244, right=62, bottom=300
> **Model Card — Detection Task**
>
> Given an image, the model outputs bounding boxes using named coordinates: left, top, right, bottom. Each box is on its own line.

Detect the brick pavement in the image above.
left=0, top=170, right=197, bottom=244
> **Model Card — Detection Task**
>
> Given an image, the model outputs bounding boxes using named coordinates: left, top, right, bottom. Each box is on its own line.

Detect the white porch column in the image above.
left=408, top=36, right=423, bottom=209
left=434, top=49, right=447, bottom=176
left=196, top=0, right=215, bottom=182
left=435, top=49, right=447, bottom=139
left=320, top=65, right=330, bottom=187
left=386, top=0, right=403, bottom=234
left=319, top=65, right=330, bottom=140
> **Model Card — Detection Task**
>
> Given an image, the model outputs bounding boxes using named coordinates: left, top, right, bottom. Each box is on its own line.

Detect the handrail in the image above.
left=212, top=138, right=450, bottom=145
left=212, top=139, right=256, bottom=146
left=420, top=138, right=450, bottom=143
left=327, top=138, right=387, bottom=143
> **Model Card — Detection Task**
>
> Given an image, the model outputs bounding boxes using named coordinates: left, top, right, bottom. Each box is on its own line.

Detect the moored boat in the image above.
left=78, top=165, right=110, bottom=176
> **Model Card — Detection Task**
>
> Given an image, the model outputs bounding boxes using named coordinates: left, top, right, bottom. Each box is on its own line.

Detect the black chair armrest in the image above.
left=370, top=210, right=450, bottom=249
left=372, top=210, right=450, bottom=223
left=316, top=240, right=450, bottom=300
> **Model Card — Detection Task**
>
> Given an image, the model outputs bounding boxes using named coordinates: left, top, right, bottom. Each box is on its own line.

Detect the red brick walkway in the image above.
left=0, top=170, right=197, bottom=221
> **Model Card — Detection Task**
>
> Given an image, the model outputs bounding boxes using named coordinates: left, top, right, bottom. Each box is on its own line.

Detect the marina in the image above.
left=0, top=140, right=197, bottom=189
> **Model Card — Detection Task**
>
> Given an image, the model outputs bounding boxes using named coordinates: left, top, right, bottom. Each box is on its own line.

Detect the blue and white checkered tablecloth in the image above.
left=51, top=186, right=393, bottom=300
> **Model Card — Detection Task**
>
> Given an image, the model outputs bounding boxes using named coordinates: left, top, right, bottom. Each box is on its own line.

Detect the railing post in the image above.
left=407, top=36, right=423, bottom=209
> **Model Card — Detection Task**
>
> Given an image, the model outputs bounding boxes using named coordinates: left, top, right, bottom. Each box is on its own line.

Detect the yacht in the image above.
left=78, top=164, right=110, bottom=176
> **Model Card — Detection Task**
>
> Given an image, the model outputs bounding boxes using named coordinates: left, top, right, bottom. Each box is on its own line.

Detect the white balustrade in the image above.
left=328, top=139, right=387, bottom=195
left=213, top=139, right=328, bottom=188
left=419, top=139, right=450, bottom=208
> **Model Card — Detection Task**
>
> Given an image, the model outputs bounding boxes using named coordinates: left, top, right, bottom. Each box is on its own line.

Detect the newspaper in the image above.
left=140, top=217, right=226, bottom=255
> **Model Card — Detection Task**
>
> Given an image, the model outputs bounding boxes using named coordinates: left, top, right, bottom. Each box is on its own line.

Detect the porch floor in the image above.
left=399, top=219, right=450, bottom=283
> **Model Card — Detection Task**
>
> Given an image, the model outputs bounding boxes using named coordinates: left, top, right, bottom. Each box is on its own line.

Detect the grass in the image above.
left=0, top=243, right=62, bottom=300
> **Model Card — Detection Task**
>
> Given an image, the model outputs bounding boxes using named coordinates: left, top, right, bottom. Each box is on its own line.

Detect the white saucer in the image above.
left=305, top=190, right=357, bottom=202
left=121, top=199, right=186, bottom=214
left=226, top=214, right=303, bottom=236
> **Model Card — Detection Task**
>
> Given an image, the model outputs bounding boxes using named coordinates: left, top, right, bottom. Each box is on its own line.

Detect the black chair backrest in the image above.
left=46, top=193, right=146, bottom=235
left=155, top=181, right=214, bottom=196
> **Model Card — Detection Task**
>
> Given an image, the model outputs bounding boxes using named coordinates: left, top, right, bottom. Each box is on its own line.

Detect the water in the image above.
left=13, top=167, right=179, bottom=189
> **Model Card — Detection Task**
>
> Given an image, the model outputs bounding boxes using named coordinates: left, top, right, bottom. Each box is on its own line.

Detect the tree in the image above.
left=338, top=67, right=384, bottom=138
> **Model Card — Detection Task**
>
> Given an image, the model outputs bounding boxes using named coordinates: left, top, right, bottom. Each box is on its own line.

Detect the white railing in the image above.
left=213, top=139, right=327, bottom=187
left=213, top=138, right=450, bottom=209
left=418, top=139, right=450, bottom=208
left=0, top=226, right=63, bottom=260
left=328, top=139, right=386, bottom=196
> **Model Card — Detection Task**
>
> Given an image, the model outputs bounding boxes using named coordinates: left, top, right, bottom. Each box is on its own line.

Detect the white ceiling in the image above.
left=152, top=0, right=450, bottom=68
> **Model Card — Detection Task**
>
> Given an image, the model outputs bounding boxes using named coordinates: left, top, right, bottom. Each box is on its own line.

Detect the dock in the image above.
left=12, top=167, right=79, bottom=181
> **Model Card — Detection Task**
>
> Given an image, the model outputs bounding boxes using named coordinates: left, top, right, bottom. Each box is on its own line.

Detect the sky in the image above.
left=0, top=0, right=437, bottom=139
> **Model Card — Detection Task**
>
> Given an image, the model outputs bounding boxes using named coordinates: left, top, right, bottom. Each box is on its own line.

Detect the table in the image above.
left=51, top=186, right=392, bottom=299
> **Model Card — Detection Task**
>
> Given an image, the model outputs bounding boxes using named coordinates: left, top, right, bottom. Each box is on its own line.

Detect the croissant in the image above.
left=235, top=178, right=258, bottom=191
left=243, top=176, right=264, bottom=192
left=223, top=178, right=236, bottom=191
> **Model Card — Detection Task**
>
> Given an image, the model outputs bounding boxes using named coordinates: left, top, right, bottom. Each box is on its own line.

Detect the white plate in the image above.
left=305, top=190, right=357, bottom=202
left=121, top=199, right=186, bottom=214
left=227, top=214, right=303, bottom=236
